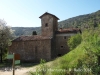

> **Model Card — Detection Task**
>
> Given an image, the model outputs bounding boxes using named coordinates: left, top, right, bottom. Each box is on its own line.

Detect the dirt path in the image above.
left=0, top=61, right=52, bottom=75
left=0, top=66, right=37, bottom=75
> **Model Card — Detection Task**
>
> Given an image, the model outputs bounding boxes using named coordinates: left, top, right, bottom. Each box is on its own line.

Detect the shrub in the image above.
left=68, top=34, right=82, bottom=50
left=29, top=59, right=48, bottom=75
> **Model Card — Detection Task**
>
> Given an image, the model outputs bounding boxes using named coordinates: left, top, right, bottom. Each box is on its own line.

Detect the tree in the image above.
left=32, top=31, right=37, bottom=35
left=68, top=34, right=82, bottom=50
left=0, top=19, right=14, bottom=62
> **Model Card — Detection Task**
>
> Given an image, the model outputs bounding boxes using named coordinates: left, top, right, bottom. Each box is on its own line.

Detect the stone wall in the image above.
left=9, top=39, right=51, bottom=62
left=55, top=34, right=71, bottom=57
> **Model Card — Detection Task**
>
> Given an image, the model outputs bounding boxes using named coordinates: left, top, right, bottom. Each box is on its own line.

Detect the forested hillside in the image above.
left=58, top=10, right=100, bottom=28
left=12, top=10, right=100, bottom=37
left=12, top=27, right=41, bottom=37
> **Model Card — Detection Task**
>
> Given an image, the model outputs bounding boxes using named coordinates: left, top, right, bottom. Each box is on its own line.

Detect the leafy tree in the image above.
left=93, top=21, right=98, bottom=28
left=82, top=29, right=100, bottom=74
left=68, top=34, right=82, bottom=50
left=0, top=19, right=14, bottom=62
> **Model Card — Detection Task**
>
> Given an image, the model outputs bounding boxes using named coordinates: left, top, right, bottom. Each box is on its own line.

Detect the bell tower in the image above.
left=39, top=12, right=59, bottom=37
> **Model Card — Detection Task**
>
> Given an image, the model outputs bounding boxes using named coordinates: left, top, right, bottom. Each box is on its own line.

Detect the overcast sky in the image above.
left=0, top=0, right=100, bottom=27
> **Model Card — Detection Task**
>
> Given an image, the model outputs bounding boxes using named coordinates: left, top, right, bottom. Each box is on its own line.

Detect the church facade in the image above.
left=8, top=12, right=81, bottom=62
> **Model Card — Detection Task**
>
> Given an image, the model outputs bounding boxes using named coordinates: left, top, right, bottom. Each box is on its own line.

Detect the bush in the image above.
left=29, top=59, right=48, bottom=75
left=68, top=34, right=82, bottom=50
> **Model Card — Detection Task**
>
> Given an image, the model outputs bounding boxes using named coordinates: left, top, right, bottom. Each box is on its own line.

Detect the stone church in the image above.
left=8, top=12, right=81, bottom=62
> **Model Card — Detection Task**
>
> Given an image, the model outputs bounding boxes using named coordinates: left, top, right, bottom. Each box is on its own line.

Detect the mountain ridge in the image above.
left=12, top=10, right=100, bottom=37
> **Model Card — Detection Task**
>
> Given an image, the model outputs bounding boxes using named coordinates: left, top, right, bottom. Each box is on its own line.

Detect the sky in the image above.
left=0, top=0, right=100, bottom=27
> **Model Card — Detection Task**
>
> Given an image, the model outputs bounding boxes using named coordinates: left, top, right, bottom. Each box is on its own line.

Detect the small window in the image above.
left=64, top=36, right=66, bottom=39
left=57, top=54, right=62, bottom=57
left=61, top=46, right=63, bottom=48
left=45, top=23, right=48, bottom=27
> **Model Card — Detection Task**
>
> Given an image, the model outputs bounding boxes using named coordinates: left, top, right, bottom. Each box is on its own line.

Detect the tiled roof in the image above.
left=56, top=28, right=82, bottom=34
left=39, top=12, right=59, bottom=20
left=12, top=35, right=52, bottom=42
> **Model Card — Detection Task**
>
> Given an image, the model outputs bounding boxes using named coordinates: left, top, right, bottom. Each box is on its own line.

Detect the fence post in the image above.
left=12, top=53, right=15, bottom=75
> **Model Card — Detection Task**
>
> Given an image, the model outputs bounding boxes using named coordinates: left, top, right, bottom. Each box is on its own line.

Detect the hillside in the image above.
left=58, top=10, right=100, bottom=28
left=12, top=27, right=41, bottom=37
left=12, top=10, right=100, bottom=37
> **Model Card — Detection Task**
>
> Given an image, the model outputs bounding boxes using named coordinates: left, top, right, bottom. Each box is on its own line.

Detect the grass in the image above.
left=51, top=42, right=86, bottom=69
